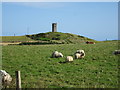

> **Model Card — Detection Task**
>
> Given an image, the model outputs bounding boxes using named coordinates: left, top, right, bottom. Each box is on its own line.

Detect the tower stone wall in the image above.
left=52, top=23, right=57, bottom=32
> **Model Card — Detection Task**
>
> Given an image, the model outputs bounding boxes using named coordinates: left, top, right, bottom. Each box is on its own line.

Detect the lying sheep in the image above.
left=0, top=70, right=12, bottom=88
left=66, top=56, right=73, bottom=62
left=52, top=51, right=63, bottom=58
left=75, top=50, right=85, bottom=59
left=113, top=50, right=120, bottom=55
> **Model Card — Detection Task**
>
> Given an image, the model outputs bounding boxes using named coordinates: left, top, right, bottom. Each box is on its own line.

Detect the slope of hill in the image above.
left=26, top=32, right=97, bottom=44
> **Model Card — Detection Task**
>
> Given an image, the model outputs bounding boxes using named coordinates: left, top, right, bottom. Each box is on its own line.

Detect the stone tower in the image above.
left=52, top=23, right=57, bottom=32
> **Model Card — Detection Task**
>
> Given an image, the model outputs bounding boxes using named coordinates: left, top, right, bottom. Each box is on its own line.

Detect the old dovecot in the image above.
left=52, top=23, right=57, bottom=32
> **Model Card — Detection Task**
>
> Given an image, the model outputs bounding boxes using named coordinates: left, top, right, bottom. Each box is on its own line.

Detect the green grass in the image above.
left=1, top=36, right=35, bottom=42
left=2, top=41, right=119, bottom=88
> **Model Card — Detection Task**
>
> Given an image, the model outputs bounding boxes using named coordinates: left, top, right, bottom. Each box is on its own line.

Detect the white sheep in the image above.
left=52, top=51, right=59, bottom=58
left=58, top=52, right=63, bottom=57
left=75, top=50, right=85, bottom=54
left=0, top=70, right=12, bottom=88
left=52, top=51, right=63, bottom=58
left=75, top=53, right=82, bottom=59
left=75, top=50, right=85, bottom=58
left=66, top=56, right=73, bottom=62
left=113, top=50, right=120, bottom=55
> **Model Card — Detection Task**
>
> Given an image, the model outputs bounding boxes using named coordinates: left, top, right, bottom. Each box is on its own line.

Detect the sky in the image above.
left=2, top=2, right=118, bottom=41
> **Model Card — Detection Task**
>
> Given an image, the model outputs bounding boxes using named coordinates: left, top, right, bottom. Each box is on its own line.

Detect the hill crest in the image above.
left=26, top=32, right=96, bottom=44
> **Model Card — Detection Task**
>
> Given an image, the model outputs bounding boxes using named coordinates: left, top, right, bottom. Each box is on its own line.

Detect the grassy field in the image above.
left=1, top=36, right=35, bottom=42
left=2, top=41, right=119, bottom=88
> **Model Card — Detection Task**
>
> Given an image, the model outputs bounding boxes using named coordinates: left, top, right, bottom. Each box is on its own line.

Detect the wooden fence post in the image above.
left=15, top=71, right=21, bottom=90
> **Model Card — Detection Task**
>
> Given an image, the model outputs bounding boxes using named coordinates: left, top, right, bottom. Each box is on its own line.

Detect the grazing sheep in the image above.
left=66, top=56, right=73, bottom=62
left=76, top=50, right=85, bottom=54
left=75, top=50, right=85, bottom=58
left=58, top=52, right=63, bottom=57
left=52, top=51, right=59, bottom=58
left=75, top=53, right=82, bottom=59
left=52, top=51, right=63, bottom=58
left=0, top=70, right=12, bottom=88
left=113, top=50, right=120, bottom=55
